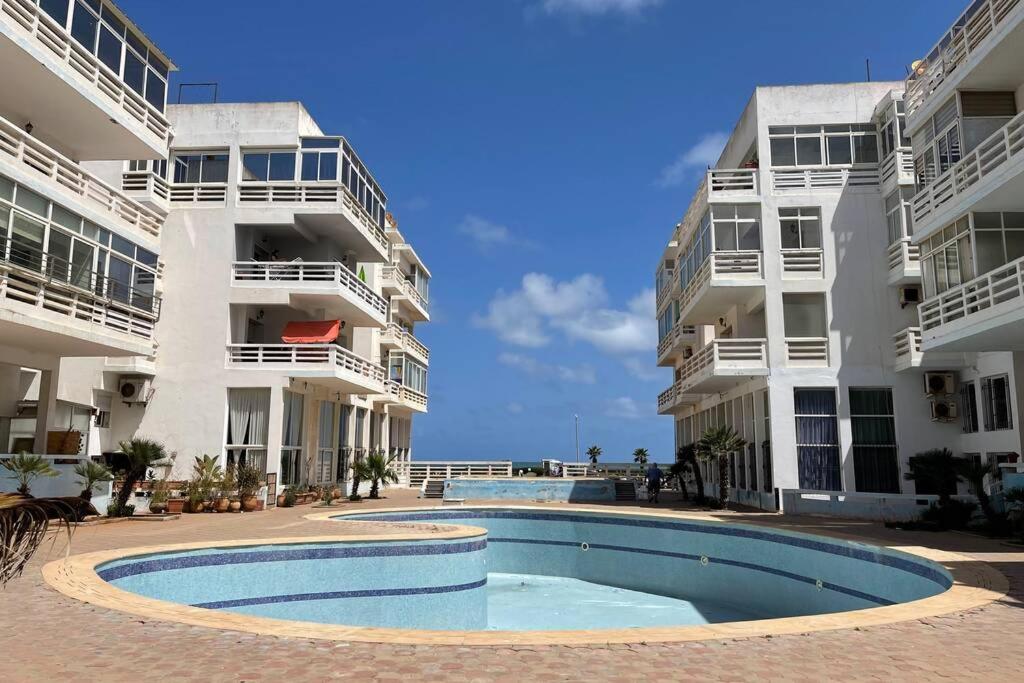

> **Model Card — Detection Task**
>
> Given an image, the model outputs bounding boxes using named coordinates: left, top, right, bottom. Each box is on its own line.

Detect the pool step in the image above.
left=615, top=481, right=636, bottom=501
left=421, top=479, right=445, bottom=499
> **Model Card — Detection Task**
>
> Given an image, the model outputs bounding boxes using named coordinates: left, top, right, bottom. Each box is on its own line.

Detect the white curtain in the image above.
left=228, top=388, right=271, bottom=473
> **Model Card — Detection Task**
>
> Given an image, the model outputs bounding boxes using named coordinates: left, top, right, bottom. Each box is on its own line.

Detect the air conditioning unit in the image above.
left=924, top=371, right=955, bottom=396
left=930, top=400, right=957, bottom=422
left=899, top=285, right=922, bottom=307
left=682, top=346, right=694, bottom=358
left=119, top=378, right=151, bottom=405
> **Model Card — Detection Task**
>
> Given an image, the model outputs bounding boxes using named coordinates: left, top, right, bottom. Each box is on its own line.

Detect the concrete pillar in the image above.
left=33, top=367, right=59, bottom=454
left=264, top=385, right=284, bottom=499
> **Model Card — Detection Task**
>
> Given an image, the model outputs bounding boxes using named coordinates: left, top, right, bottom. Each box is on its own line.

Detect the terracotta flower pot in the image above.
left=241, top=495, right=259, bottom=512
left=277, top=494, right=287, bottom=507
left=229, top=500, right=241, bottom=512
left=167, top=499, right=185, bottom=514
left=215, top=497, right=230, bottom=513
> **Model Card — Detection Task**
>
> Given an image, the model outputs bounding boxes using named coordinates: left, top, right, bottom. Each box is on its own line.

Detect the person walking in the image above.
left=645, top=463, right=664, bottom=504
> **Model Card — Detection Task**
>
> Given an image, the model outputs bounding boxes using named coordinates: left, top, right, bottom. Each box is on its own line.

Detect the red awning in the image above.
left=281, top=320, right=340, bottom=344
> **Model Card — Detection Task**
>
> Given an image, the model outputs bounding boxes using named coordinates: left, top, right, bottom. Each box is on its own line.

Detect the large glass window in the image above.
left=885, top=188, right=914, bottom=245
left=711, top=204, right=761, bottom=251
left=783, top=293, right=827, bottom=338
left=280, top=390, right=304, bottom=485
left=794, top=389, right=841, bottom=491
left=241, top=152, right=297, bottom=182
left=779, top=207, right=821, bottom=250
left=226, top=388, right=270, bottom=474
left=920, top=216, right=972, bottom=297
left=172, top=153, right=229, bottom=184
left=981, top=375, right=1012, bottom=431
left=769, top=124, right=878, bottom=168
left=316, top=402, right=336, bottom=484
left=300, top=138, right=340, bottom=182
left=961, top=381, right=979, bottom=433
left=850, top=388, right=900, bottom=493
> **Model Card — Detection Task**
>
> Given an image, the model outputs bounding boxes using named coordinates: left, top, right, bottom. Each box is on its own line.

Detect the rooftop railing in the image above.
left=707, top=168, right=759, bottom=196
left=231, top=261, right=387, bottom=318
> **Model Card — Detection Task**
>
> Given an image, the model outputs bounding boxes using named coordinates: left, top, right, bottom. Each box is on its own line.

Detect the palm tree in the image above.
left=954, top=458, right=1002, bottom=527
left=632, top=448, right=649, bottom=466
left=350, top=453, right=371, bottom=501
left=586, top=445, right=602, bottom=465
left=73, top=460, right=113, bottom=502
left=676, top=443, right=705, bottom=504
left=1, top=453, right=59, bottom=496
left=111, top=438, right=170, bottom=515
left=904, top=448, right=959, bottom=504
left=696, top=426, right=747, bottom=505
left=364, top=451, right=400, bottom=499
left=0, top=494, right=81, bottom=587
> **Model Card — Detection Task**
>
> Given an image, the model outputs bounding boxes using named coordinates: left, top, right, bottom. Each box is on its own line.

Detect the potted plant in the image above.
left=109, top=438, right=171, bottom=517
left=73, top=459, right=114, bottom=503
left=236, top=463, right=263, bottom=512
left=282, top=488, right=297, bottom=507
left=167, top=490, right=186, bottom=514
left=149, top=478, right=171, bottom=514
left=276, top=489, right=288, bottom=507
left=215, top=465, right=235, bottom=513
left=364, top=451, right=399, bottom=499
left=1, top=453, right=59, bottom=496
left=229, top=497, right=241, bottom=512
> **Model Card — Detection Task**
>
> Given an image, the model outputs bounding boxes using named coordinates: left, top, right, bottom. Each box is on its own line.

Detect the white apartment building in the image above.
left=655, top=78, right=1023, bottom=513
left=0, top=0, right=173, bottom=455
left=58, top=101, right=431, bottom=501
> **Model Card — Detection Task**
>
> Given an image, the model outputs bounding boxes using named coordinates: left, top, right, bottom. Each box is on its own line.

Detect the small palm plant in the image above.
left=696, top=426, right=747, bottom=506
left=111, top=438, right=170, bottom=516
left=365, top=450, right=400, bottom=499
left=904, top=448, right=959, bottom=504
left=73, top=460, right=114, bottom=502
left=954, top=458, right=1002, bottom=527
left=1, top=494, right=80, bottom=587
left=586, top=445, right=602, bottom=465
left=2, top=453, right=59, bottom=496
left=633, top=448, right=649, bottom=466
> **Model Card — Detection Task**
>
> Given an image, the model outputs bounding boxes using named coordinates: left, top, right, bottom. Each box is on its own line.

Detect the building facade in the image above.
left=655, top=77, right=1022, bottom=511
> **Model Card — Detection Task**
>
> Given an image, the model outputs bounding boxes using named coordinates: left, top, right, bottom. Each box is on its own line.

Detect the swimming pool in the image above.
left=92, top=507, right=955, bottom=635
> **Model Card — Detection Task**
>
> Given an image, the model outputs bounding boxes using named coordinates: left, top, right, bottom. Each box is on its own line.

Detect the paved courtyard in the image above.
left=3, top=488, right=1023, bottom=682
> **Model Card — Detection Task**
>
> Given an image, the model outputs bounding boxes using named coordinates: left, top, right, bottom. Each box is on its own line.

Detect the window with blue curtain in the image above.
left=850, top=388, right=900, bottom=493
left=794, top=388, right=841, bottom=490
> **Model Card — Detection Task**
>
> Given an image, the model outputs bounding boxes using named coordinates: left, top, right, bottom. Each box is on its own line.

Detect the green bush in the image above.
left=107, top=501, right=136, bottom=517
left=920, top=499, right=976, bottom=529
left=283, top=489, right=297, bottom=507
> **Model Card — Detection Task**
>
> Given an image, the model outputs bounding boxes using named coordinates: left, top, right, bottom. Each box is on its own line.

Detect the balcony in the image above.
left=911, top=109, right=1024, bottom=241
left=655, top=275, right=677, bottom=311
left=707, top=168, right=759, bottom=199
left=168, top=183, right=228, bottom=206
left=381, top=265, right=429, bottom=321
left=880, top=148, right=915, bottom=190
left=784, top=337, right=829, bottom=367
left=236, top=182, right=389, bottom=261
left=0, top=115, right=165, bottom=245
left=381, top=380, right=428, bottom=413
left=656, top=324, right=697, bottom=367
left=676, top=338, right=768, bottom=394
left=379, top=322, right=429, bottom=364
left=780, top=249, right=824, bottom=278
left=225, top=343, right=386, bottom=395
left=918, top=253, right=1024, bottom=351
left=678, top=252, right=764, bottom=325
left=0, top=236, right=158, bottom=356
left=230, top=262, right=388, bottom=328
left=0, top=0, right=171, bottom=158
left=657, top=380, right=702, bottom=415
left=904, top=0, right=1024, bottom=119
left=771, top=167, right=880, bottom=192
left=121, top=170, right=169, bottom=212
left=892, top=326, right=969, bottom=371
left=887, top=239, right=922, bottom=285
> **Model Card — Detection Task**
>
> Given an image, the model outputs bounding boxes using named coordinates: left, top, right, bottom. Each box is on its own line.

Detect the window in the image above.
left=972, top=212, right=1024, bottom=276
left=783, top=293, right=827, bottom=338
left=300, top=138, right=340, bottom=181
left=761, top=390, right=772, bottom=493
left=172, top=153, right=229, bottom=184
left=225, top=388, right=270, bottom=474
left=94, top=392, right=111, bottom=429
left=710, top=204, right=761, bottom=251
left=779, top=207, right=821, bottom=250
left=920, top=216, right=972, bottom=297
left=981, top=375, right=1012, bottom=431
left=390, top=352, right=428, bottom=394
left=794, top=389, right=841, bottom=490
left=769, top=124, right=878, bottom=167
left=280, top=390, right=304, bottom=485
left=316, top=402, right=336, bottom=483
left=337, top=405, right=351, bottom=482
left=241, top=152, right=296, bottom=182
left=914, top=97, right=961, bottom=188
left=885, top=189, right=914, bottom=245
left=850, top=388, right=900, bottom=493
left=961, top=381, right=979, bottom=433
left=658, top=303, right=677, bottom=341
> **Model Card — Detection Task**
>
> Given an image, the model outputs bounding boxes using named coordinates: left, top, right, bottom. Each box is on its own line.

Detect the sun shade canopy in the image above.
left=281, top=320, right=340, bottom=344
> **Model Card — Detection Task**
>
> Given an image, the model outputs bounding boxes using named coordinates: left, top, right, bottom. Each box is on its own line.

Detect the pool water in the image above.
left=486, top=573, right=759, bottom=630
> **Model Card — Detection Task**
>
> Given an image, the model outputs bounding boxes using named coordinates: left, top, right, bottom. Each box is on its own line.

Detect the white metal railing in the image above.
left=657, top=324, right=696, bottom=360
left=381, top=265, right=429, bottom=311
left=231, top=261, right=387, bottom=317
left=121, top=170, right=170, bottom=203
left=394, top=460, right=513, bottom=487
left=658, top=383, right=677, bottom=412
left=0, top=115, right=166, bottom=237
left=785, top=337, right=829, bottom=366
left=561, top=463, right=591, bottom=477
left=781, top=249, right=824, bottom=275
left=384, top=379, right=428, bottom=410
left=887, top=239, right=921, bottom=272
left=381, top=322, right=430, bottom=361
left=919, top=253, right=1024, bottom=332
left=911, top=108, right=1024, bottom=227
left=679, top=251, right=762, bottom=315
left=880, top=149, right=914, bottom=186
left=904, top=0, right=1022, bottom=117
left=169, top=183, right=228, bottom=204
left=0, top=0, right=171, bottom=144
left=226, top=343, right=386, bottom=385
left=893, top=326, right=922, bottom=363
left=236, top=182, right=389, bottom=253
left=678, top=338, right=767, bottom=392
left=771, top=167, right=880, bottom=192
left=707, top=168, right=759, bottom=195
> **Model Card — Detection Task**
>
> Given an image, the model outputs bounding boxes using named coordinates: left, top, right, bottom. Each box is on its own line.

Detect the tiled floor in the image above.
left=3, top=489, right=1023, bottom=681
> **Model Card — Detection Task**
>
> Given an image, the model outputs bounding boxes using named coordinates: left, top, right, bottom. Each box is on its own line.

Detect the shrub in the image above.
left=283, top=489, right=297, bottom=507
left=107, top=501, right=136, bottom=518
left=920, top=499, right=976, bottom=529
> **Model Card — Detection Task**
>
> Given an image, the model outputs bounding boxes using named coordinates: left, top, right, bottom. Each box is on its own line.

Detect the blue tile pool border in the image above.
left=192, top=579, right=488, bottom=610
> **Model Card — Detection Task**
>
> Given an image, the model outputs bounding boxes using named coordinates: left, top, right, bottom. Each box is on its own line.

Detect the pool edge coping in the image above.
left=42, top=506, right=1009, bottom=647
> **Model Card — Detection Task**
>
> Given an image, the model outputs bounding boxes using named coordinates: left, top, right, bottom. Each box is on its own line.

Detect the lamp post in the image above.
left=574, top=414, right=580, bottom=463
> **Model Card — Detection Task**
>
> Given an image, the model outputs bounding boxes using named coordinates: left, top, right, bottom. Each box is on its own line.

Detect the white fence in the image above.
left=231, top=261, right=388, bottom=317
left=395, top=461, right=513, bottom=487
left=0, top=454, right=112, bottom=513
left=679, top=251, right=762, bottom=314
left=169, top=183, right=228, bottom=205
left=381, top=265, right=429, bottom=311
left=707, top=168, right=758, bottom=195
left=887, top=239, right=920, bottom=273
left=780, top=489, right=978, bottom=522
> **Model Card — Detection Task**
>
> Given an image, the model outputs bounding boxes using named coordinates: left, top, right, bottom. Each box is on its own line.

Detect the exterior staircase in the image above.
left=614, top=481, right=637, bottom=501
left=421, top=479, right=445, bottom=499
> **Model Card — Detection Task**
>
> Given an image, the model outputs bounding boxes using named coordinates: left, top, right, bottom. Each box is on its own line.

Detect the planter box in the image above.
left=166, top=499, right=186, bottom=514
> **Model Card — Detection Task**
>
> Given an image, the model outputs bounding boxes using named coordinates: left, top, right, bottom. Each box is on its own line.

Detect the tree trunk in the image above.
left=115, top=470, right=141, bottom=510
left=718, top=455, right=730, bottom=506
left=370, top=478, right=380, bottom=499
left=349, top=474, right=361, bottom=499
left=691, top=459, right=706, bottom=505
left=80, top=487, right=92, bottom=502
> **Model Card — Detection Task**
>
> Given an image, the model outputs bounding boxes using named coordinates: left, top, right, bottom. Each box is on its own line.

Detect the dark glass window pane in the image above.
left=110, top=233, right=134, bottom=258
left=125, top=30, right=146, bottom=57
left=826, top=136, right=852, bottom=164
left=145, top=69, right=165, bottom=111
left=71, top=3, right=98, bottom=51
left=796, top=137, right=822, bottom=165
left=770, top=138, right=795, bottom=166
left=123, top=51, right=145, bottom=95
left=301, top=138, right=340, bottom=149
left=242, top=153, right=268, bottom=182
left=147, top=52, right=169, bottom=79
left=301, top=153, right=319, bottom=181
left=268, top=153, right=296, bottom=181
left=201, top=155, right=228, bottom=183
left=318, top=152, right=337, bottom=180
left=173, top=155, right=198, bottom=183
left=854, top=134, right=879, bottom=163
left=100, top=4, right=124, bottom=35
left=107, top=255, right=132, bottom=303
left=136, top=247, right=157, bottom=267
left=97, top=25, right=121, bottom=72
left=40, top=0, right=69, bottom=25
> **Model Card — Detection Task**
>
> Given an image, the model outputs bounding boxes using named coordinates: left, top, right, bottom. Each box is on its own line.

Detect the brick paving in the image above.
left=3, top=489, right=1023, bottom=682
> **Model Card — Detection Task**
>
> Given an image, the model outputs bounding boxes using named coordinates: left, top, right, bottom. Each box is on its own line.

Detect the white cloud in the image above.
left=605, top=396, right=647, bottom=420
left=457, top=214, right=537, bottom=252
left=475, top=274, right=655, bottom=355
left=656, top=132, right=730, bottom=187
left=622, top=356, right=662, bottom=381
left=499, top=352, right=596, bottom=384
left=541, top=0, right=662, bottom=16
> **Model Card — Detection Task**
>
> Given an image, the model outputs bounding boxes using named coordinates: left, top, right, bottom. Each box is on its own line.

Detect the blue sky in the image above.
left=127, top=0, right=965, bottom=463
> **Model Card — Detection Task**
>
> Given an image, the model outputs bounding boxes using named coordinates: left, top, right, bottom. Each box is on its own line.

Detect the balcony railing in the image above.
left=919, top=253, right=1024, bottom=332
left=381, top=265, right=429, bottom=311
left=781, top=249, right=824, bottom=276
left=236, top=182, right=389, bottom=253
left=911, top=108, right=1024, bottom=229
left=122, top=170, right=170, bottom=205
left=655, top=274, right=676, bottom=309
left=231, top=261, right=388, bottom=317
left=679, top=251, right=762, bottom=314
left=707, top=168, right=759, bottom=195
left=656, top=324, right=696, bottom=361
left=226, top=343, right=386, bottom=385
left=785, top=337, right=829, bottom=366
left=771, top=167, right=880, bottom=192
left=0, top=116, right=165, bottom=238
left=893, top=326, right=923, bottom=365
left=678, top=338, right=767, bottom=393
left=169, top=183, right=228, bottom=205
left=904, top=0, right=1023, bottom=117
left=887, top=239, right=921, bottom=273
left=385, top=380, right=428, bottom=410
left=381, top=322, right=429, bottom=361
left=0, top=0, right=171, bottom=145
left=394, top=461, right=512, bottom=487
left=880, top=149, right=915, bottom=187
